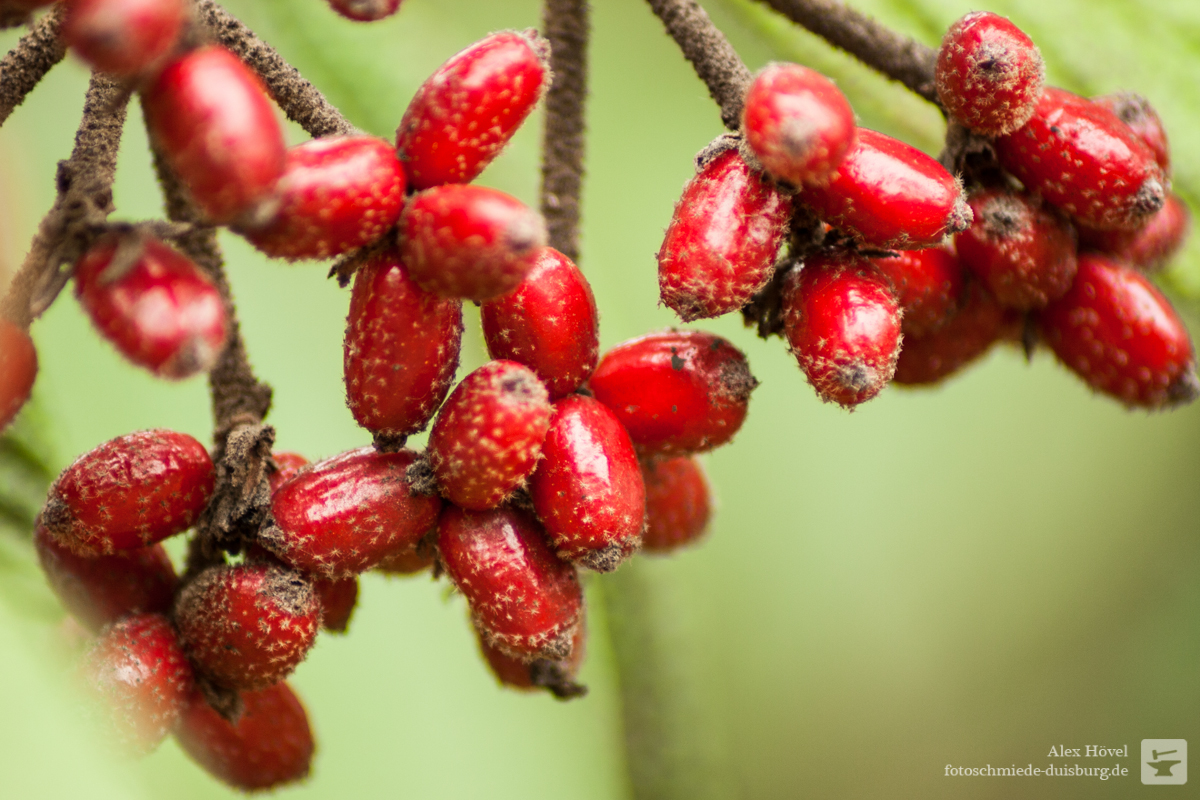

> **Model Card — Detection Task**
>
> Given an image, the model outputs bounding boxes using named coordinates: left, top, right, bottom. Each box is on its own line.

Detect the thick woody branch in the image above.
left=540, top=0, right=590, bottom=261
left=0, top=5, right=66, bottom=129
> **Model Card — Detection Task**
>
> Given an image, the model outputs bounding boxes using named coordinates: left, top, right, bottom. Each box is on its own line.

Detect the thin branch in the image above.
left=540, top=0, right=590, bottom=262
left=646, top=0, right=753, bottom=131
left=0, top=5, right=66, bottom=128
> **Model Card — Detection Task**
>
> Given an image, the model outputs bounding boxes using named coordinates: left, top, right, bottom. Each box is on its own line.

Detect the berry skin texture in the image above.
left=344, top=249, right=463, bottom=439
left=782, top=255, right=902, bottom=408
left=589, top=330, right=758, bottom=456
left=74, top=233, right=227, bottom=380
left=1093, top=92, right=1170, bottom=175
left=1079, top=193, right=1191, bottom=274
left=481, top=247, right=600, bottom=399
left=0, top=317, right=36, bottom=432
left=173, top=563, right=320, bottom=691
left=954, top=189, right=1078, bottom=310
left=312, top=576, right=359, bottom=634
left=994, top=87, right=1165, bottom=231
left=42, top=429, right=214, bottom=556
left=870, top=246, right=965, bottom=337
left=327, top=0, right=401, bottom=22
left=80, top=613, right=194, bottom=754
left=61, top=0, right=186, bottom=77
left=935, top=12, right=1045, bottom=137
left=657, top=147, right=793, bottom=321
left=529, top=394, right=646, bottom=572
left=175, top=681, right=314, bottom=792
left=268, top=451, right=310, bottom=494
left=396, top=30, right=549, bottom=189
left=262, top=447, right=442, bottom=578
left=1038, top=254, right=1199, bottom=409
left=641, top=456, right=713, bottom=553
left=242, top=136, right=406, bottom=260
left=799, top=129, right=971, bottom=249
left=741, top=62, right=857, bottom=186
left=437, top=505, right=582, bottom=662
left=142, top=45, right=286, bottom=225
left=893, top=282, right=1016, bottom=386
left=428, top=360, right=552, bottom=511
left=400, top=184, right=547, bottom=301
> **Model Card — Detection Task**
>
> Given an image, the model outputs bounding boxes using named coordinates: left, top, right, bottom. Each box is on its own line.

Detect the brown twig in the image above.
left=540, top=0, right=590, bottom=262
left=0, top=5, right=67, bottom=129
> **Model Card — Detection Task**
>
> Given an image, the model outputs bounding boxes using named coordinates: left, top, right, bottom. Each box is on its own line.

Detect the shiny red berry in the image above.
left=268, top=451, right=309, bottom=494
left=312, top=576, right=358, bottom=634
left=641, top=456, right=713, bottom=553
left=893, top=282, right=1016, bottom=386
left=477, top=614, right=586, bottom=699
left=481, top=247, right=600, bottom=399
left=1093, top=92, right=1170, bottom=175
left=1079, top=193, right=1191, bottom=274
left=0, top=318, right=36, bottom=432
left=935, top=12, right=1044, bottom=136
left=62, top=0, right=186, bottom=77
left=43, top=429, right=214, bottom=556
left=870, top=245, right=965, bottom=337
left=73, top=232, right=227, bottom=380
left=397, top=30, right=549, bottom=189
left=799, top=129, right=970, bottom=249
left=657, top=147, right=792, bottom=321
left=781, top=255, right=902, bottom=408
left=326, top=0, right=401, bottom=22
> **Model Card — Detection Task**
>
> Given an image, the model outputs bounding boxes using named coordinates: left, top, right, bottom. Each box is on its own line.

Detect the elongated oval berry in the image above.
left=935, top=12, right=1044, bottom=136
left=437, top=505, right=582, bottom=661
left=589, top=330, right=758, bottom=456
left=262, top=447, right=441, bottom=577
left=43, top=430, right=214, bottom=556
left=400, top=184, right=547, bottom=300
left=529, top=395, right=645, bottom=572
left=995, top=87, right=1165, bottom=231
left=799, top=129, right=970, bottom=248
left=1093, top=92, right=1170, bottom=175
left=658, top=147, right=792, bottom=321
left=174, top=563, right=319, bottom=690
left=481, top=247, right=600, bottom=399
left=428, top=361, right=552, bottom=511
left=477, top=614, right=586, bottom=699
left=1079, top=193, right=1191, bottom=274
left=143, top=46, right=286, bottom=225
left=955, top=188, right=1077, bottom=310
left=327, top=0, right=401, bottom=22
left=344, top=249, right=463, bottom=439
left=242, top=136, right=406, bottom=260
left=1038, top=254, right=1198, bottom=408
left=782, top=255, right=902, bottom=408
left=268, top=451, right=309, bottom=494
left=870, top=245, right=965, bottom=337
left=641, top=456, right=713, bottom=553
left=74, top=233, right=227, bottom=379
left=741, top=62, right=856, bottom=186
left=313, top=576, right=358, bottom=634
left=0, top=318, right=36, bottom=431
left=893, top=282, right=1016, bottom=386
left=397, top=30, right=549, bottom=189
left=62, top=0, right=186, bottom=77
left=175, top=682, right=314, bottom=792
left=80, top=613, right=193, bottom=754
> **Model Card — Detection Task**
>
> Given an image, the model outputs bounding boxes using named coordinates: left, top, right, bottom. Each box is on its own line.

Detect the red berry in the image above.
left=242, top=136, right=406, bottom=260
left=1093, top=92, right=1170, bottom=175
left=870, top=245, right=965, bottom=337
left=62, top=0, right=186, bottom=77
left=326, top=0, right=401, bottom=22
left=175, top=681, right=314, bottom=792
left=935, top=12, right=1044, bottom=136
left=0, top=318, right=36, bottom=432
left=481, top=247, right=600, bottom=399
left=1038, top=254, right=1198, bottom=408
left=42, top=429, right=214, bottom=556
left=641, top=456, right=713, bottom=553
left=954, top=188, right=1078, bottom=310
left=397, top=30, right=549, bottom=189
left=400, top=184, right=547, bottom=301
left=1079, top=193, right=1191, bottom=274
left=143, top=45, right=286, bottom=225
left=312, top=576, right=358, bottom=634
left=477, top=614, right=586, bottom=698
left=80, top=613, right=193, bottom=753
left=343, top=249, right=463, bottom=439
left=174, top=563, right=320, bottom=690
left=589, top=330, right=757, bottom=456
left=428, top=361, right=552, bottom=511
left=893, top=282, right=1016, bottom=386
left=436, top=505, right=582, bottom=661
left=262, top=447, right=442, bottom=577
left=529, top=394, right=645, bottom=571
left=35, top=522, right=176, bottom=633
left=799, top=129, right=971, bottom=249
left=995, top=87, right=1165, bottom=231
left=268, top=451, right=309, bottom=494
left=782, top=255, right=902, bottom=408
left=741, top=62, right=856, bottom=186
left=73, top=232, right=227, bottom=379
left=657, top=147, right=793, bottom=321
left=375, top=544, right=435, bottom=576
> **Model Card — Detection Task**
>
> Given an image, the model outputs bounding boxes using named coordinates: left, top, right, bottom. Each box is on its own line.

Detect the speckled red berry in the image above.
left=344, top=248, right=463, bottom=439
left=477, top=613, right=586, bottom=699
left=935, top=12, right=1044, bottom=136
left=799, top=129, right=970, bottom=248
left=43, top=429, right=214, bottom=556
left=870, top=245, right=965, bottom=337
left=262, top=447, right=441, bottom=577
left=641, top=456, right=713, bottom=553
left=268, top=451, right=309, bottom=494
left=400, top=184, right=547, bottom=301
left=481, top=247, right=599, bottom=399
left=1038, top=253, right=1198, bottom=408
left=0, top=318, right=36, bottom=432
left=397, top=30, right=549, bottom=189
left=326, top=0, right=400, bottom=22
left=782, top=255, right=902, bottom=408
left=893, top=282, right=1016, bottom=386
left=1079, top=193, right=1191, bottom=274
left=658, top=146, right=792, bottom=321
left=74, top=232, right=227, bottom=380
left=62, top=0, right=186, bottom=77
left=1094, top=92, right=1170, bottom=175
left=312, top=576, right=358, bottom=634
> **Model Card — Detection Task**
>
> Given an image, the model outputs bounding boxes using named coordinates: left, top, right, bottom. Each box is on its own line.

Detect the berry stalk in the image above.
left=0, top=4, right=66, bottom=129
left=540, top=0, right=589, bottom=261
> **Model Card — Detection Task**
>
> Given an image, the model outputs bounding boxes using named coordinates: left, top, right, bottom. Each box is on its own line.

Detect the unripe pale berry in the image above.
left=0, top=318, right=36, bottom=432
left=327, top=0, right=401, bottom=22
left=62, top=0, right=186, bottom=77
left=870, top=245, right=965, bottom=337
left=893, top=282, right=1017, bottom=386
left=1079, top=193, right=1191, bottom=274
left=641, top=456, right=713, bottom=553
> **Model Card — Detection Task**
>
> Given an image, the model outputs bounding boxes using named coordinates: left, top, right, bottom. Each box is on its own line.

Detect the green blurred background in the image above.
left=1, top=0, right=1198, bottom=797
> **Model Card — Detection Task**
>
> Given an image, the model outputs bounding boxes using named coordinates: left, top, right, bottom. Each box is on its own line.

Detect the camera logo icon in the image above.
left=1142, top=740, right=1187, bottom=785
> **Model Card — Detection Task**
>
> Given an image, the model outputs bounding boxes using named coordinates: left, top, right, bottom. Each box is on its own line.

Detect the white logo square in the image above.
left=1142, top=739, right=1187, bottom=785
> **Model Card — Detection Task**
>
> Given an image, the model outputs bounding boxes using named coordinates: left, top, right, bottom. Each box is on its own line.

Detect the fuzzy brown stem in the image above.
left=540, top=0, right=590, bottom=262
left=646, top=0, right=753, bottom=130
left=0, top=5, right=67, bottom=129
